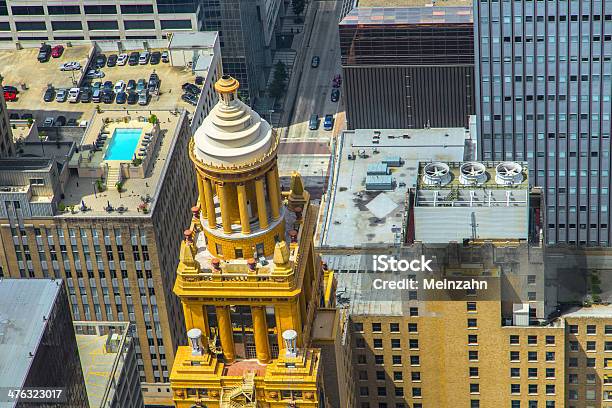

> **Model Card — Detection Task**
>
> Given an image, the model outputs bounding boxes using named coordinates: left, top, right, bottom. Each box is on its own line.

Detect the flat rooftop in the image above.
left=75, top=323, right=129, bottom=408
left=319, top=128, right=470, bottom=248
left=562, top=305, right=612, bottom=318
left=0, top=279, right=62, bottom=390
left=0, top=46, right=198, bottom=125
left=341, top=5, right=473, bottom=25
left=60, top=109, right=186, bottom=217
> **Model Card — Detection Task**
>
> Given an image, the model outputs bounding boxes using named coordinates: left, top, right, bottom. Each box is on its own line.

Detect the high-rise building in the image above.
left=339, top=0, right=475, bottom=130
left=0, top=1, right=204, bottom=42
left=0, top=109, right=197, bottom=405
left=0, top=77, right=15, bottom=157
left=0, top=279, right=90, bottom=408
left=474, top=0, right=612, bottom=246
left=169, top=75, right=336, bottom=407
left=197, top=0, right=283, bottom=100
left=74, top=321, right=144, bottom=408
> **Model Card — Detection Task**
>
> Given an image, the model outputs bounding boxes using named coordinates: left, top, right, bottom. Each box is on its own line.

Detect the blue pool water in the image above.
left=104, top=128, right=143, bottom=161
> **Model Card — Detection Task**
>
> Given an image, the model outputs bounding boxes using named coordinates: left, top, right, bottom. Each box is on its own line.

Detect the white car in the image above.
left=67, top=87, right=80, bottom=103
left=113, top=80, right=126, bottom=94
left=161, top=51, right=169, bottom=63
left=139, top=51, right=150, bottom=65
left=117, top=53, right=128, bottom=66
left=138, top=90, right=148, bottom=105
left=86, top=69, right=105, bottom=79
left=60, top=61, right=81, bottom=71
left=43, top=117, right=54, bottom=127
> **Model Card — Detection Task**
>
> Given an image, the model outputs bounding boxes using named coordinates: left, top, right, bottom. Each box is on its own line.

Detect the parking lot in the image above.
left=0, top=46, right=199, bottom=125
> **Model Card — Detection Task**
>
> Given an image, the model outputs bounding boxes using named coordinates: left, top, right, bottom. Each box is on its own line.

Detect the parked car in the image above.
left=116, top=91, right=127, bottom=104
left=43, top=87, right=55, bottom=102
left=117, top=53, right=129, bottom=66
left=103, top=81, right=113, bottom=91
left=127, top=91, right=138, bottom=105
left=136, top=78, right=146, bottom=92
left=309, top=114, right=319, bottom=130
left=85, top=69, right=104, bottom=79
left=80, top=88, right=92, bottom=103
left=43, top=117, right=54, bottom=127
left=102, top=91, right=115, bottom=104
left=128, top=52, right=140, bottom=66
left=2, top=85, right=18, bottom=94
left=332, top=74, right=342, bottom=88
left=60, top=61, right=81, bottom=71
left=323, top=114, right=334, bottom=131
left=126, top=79, right=136, bottom=91
left=92, top=81, right=102, bottom=91
left=311, top=56, right=320, bottom=68
left=94, top=54, right=107, bottom=68
left=113, top=80, right=126, bottom=93
left=182, top=83, right=200, bottom=95
left=195, top=76, right=204, bottom=85
left=138, top=90, right=148, bottom=106
left=55, top=89, right=68, bottom=102
left=148, top=73, right=159, bottom=93
left=67, top=87, right=80, bottom=103
left=106, top=54, right=118, bottom=67
left=55, top=116, right=66, bottom=126
left=161, top=51, right=169, bottom=63
left=139, top=51, right=150, bottom=65
left=150, top=51, right=161, bottom=65
left=3, top=91, right=16, bottom=102
left=181, top=93, right=198, bottom=106
left=51, top=45, right=64, bottom=58
left=37, top=44, right=52, bottom=62
left=67, top=118, right=78, bottom=126
left=92, top=89, right=102, bottom=103
left=331, top=88, right=340, bottom=102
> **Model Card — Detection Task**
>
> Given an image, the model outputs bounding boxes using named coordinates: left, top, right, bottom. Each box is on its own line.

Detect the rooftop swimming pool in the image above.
left=104, top=128, right=143, bottom=161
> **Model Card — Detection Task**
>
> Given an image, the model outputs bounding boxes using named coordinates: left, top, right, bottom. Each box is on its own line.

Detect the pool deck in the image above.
left=60, top=109, right=186, bottom=217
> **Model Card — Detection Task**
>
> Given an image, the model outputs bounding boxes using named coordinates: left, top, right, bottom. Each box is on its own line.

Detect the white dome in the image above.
left=193, top=97, right=274, bottom=167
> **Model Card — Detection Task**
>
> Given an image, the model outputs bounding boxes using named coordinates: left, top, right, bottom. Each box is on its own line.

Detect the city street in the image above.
left=283, top=0, right=343, bottom=141
left=278, top=0, right=344, bottom=199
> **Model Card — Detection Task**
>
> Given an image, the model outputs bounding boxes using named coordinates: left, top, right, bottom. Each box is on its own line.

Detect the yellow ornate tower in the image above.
left=170, top=75, right=335, bottom=408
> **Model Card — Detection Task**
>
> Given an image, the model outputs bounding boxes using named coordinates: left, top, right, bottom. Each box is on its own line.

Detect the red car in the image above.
left=51, top=45, right=64, bottom=58
left=3, top=91, right=16, bottom=101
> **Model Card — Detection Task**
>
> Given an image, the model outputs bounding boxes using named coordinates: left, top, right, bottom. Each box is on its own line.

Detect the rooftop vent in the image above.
left=187, top=328, right=204, bottom=356
left=459, top=162, right=487, bottom=185
left=422, top=162, right=451, bottom=186
left=495, top=162, right=523, bottom=185
left=282, top=329, right=298, bottom=358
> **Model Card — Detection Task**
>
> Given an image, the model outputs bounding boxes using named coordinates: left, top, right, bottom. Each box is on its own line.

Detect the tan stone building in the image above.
left=0, top=109, right=196, bottom=405
left=0, top=78, right=15, bottom=157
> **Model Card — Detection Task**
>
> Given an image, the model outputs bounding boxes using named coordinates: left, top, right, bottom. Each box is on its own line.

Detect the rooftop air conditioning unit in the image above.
left=459, top=162, right=487, bottom=185
left=495, top=161, right=524, bottom=185
left=422, top=162, right=451, bottom=186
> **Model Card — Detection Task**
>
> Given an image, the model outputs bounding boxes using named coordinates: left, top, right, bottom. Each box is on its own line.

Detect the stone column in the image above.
left=236, top=183, right=251, bottom=234
left=255, top=178, right=269, bottom=229
left=203, top=178, right=216, bottom=227
left=217, top=183, right=233, bottom=234
left=251, top=306, right=271, bottom=364
left=266, top=169, right=280, bottom=220
left=196, top=173, right=207, bottom=218
left=216, top=306, right=235, bottom=364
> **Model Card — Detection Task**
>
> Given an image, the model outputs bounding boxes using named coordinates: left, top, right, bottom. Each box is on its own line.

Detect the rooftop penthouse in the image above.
left=0, top=109, right=190, bottom=218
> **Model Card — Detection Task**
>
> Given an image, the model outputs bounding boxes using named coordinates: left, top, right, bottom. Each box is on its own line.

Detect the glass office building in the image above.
left=475, top=0, right=612, bottom=246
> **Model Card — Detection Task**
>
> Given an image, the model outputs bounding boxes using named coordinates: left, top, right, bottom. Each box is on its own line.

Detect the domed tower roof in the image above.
left=193, top=75, right=274, bottom=168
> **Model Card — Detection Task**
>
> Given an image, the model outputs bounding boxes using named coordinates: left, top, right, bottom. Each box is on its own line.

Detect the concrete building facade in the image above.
left=474, top=0, right=612, bottom=246
left=339, top=2, right=475, bottom=130
left=0, top=279, right=90, bottom=408
left=0, top=78, right=14, bottom=157
left=0, top=110, right=197, bottom=405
